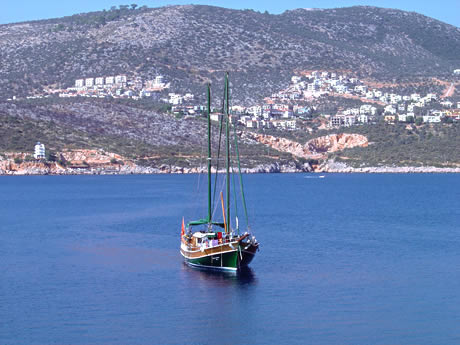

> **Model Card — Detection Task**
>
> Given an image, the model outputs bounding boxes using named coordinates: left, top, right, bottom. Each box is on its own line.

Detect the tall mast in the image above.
left=207, top=83, right=212, bottom=224
left=225, top=73, right=230, bottom=233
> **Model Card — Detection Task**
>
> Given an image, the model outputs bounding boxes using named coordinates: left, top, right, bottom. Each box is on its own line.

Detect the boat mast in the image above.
left=225, top=72, right=230, bottom=234
left=207, top=83, right=212, bottom=224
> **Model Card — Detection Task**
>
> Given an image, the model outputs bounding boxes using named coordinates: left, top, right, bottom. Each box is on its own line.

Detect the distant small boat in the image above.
left=305, top=175, right=325, bottom=179
left=180, top=73, right=259, bottom=272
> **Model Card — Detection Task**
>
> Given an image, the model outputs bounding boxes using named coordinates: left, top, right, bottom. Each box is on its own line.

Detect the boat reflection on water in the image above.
left=180, top=262, right=257, bottom=287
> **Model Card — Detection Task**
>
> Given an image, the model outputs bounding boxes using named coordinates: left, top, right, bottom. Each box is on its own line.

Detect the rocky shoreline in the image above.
left=0, top=162, right=313, bottom=175
left=317, top=160, right=460, bottom=173
left=1, top=160, right=459, bottom=175
left=1, top=149, right=458, bottom=175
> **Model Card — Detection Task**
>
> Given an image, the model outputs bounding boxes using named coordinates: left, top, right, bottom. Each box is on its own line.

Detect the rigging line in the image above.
left=233, top=125, right=250, bottom=229
left=211, top=112, right=224, bottom=217
left=192, top=139, right=205, bottom=220
left=231, top=155, right=239, bottom=233
left=212, top=174, right=227, bottom=220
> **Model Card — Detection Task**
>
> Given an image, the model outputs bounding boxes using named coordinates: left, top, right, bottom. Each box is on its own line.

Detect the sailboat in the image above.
left=180, top=73, right=259, bottom=271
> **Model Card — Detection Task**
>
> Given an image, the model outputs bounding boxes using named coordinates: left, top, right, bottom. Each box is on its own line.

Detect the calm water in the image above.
left=1, top=174, right=459, bottom=344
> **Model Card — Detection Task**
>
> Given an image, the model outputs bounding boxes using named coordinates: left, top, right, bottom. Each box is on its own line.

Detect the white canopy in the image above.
left=192, top=232, right=208, bottom=239
left=192, top=232, right=216, bottom=238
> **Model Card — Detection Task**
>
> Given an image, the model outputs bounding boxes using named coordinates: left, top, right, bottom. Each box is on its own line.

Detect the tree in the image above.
left=415, top=117, right=423, bottom=126
left=131, top=4, right=138, bottom=10
left=46, top=151, right=57, bottom=162
left=442, top=116, right=453, bottom=124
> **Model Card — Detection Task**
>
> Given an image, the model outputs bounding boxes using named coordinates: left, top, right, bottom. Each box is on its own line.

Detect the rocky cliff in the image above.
left=244, top=132, right=368, bottom=160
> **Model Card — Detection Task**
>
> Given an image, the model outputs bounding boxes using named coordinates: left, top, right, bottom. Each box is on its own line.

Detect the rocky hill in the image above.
left=1, top=5, right=460, bottom=102
left=0, top=98, right=297, bottom=169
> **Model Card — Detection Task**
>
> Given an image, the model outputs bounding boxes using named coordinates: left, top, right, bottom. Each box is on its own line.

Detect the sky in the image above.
left=2, top=0, right=460, bottom=27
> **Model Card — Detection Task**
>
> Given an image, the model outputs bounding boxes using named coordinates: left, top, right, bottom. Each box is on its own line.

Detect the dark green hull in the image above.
left=183, top=244, right=257, bottom=271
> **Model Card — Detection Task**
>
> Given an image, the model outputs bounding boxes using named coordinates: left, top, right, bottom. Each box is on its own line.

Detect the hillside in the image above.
left=2, top=97, right=459, bottom=173
left=1, top=5, right=460, bottom=102
left=0, top=98, right=293, bottom=169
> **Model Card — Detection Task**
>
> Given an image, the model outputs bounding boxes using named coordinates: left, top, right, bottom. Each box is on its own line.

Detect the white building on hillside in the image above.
left=357, top=114, right=369, bottom=123
left=423, top=114, right=442, bottom=123
left=34, top=142, right=45, bottom=160
left=95, top=77, right=104, bottom=86
left=115, top=75, right=127, bottom=84
left=85, top=78, right=94, bottom=87
left=291, top=76, right=301, bottom=84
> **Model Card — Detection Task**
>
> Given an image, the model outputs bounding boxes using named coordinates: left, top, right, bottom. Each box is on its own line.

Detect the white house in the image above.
left=329, top=115, right=355, bottom=127
left=334, top=85, right=348, bottom=94
left=360, top=104, right=376, bottom=115
left=246, top=120, right=259, bottom=129
left=34, top=142, right=45, bottom=160
left=398, top=114, right=412, bottom=122
left=210, top=114, right=220, bottom=122
left=411, top=93, right=420, bottom=101
left=426, top=93, right=437, bottom=101
left=75, top=79, right=84, bottom=88
left=105, top=76, right=115, bottom=85
left=115, top=75, right=127, bottom=84
left=390, top=94, right=402, bottom=104
left=247, top=105, right=262, bottom=117
left=168, top=93, right=183, bottom=105
left=85, top=78, right=94, bottom=87
left=271, top=119, right=296, bottom=130
left=307, top=83, right=318, bottom=91
left=344, top=115, right=356, bottom=127
left=441, top=101, right=453, bottom=108
left=95, top=77, right=104, bottom=86
left=355, top=85, right=368, bottom=94
left=154, top=75, right=164, bottom=86
left=329, top=116, right=344, bottom=127
left=291, top=76, right=301, bottom=84
left=183, top=93, right=194, bottom=102
left=423, top=114, right=442, bottom=123
left=365, top=91, right=374, bottom=99
left=384, top=105, right=396, bottom=114
left=344, top=108, right=360, bottom=116
left=453, top=69, right=460, bottom=75
left=357, top=114, right=369, bottom=123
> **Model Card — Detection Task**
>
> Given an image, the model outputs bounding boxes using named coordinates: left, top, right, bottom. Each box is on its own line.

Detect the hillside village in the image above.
left=10, top=69, right=460, bottom=132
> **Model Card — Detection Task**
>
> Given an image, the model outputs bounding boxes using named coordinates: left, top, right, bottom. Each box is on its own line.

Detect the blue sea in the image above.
left=1, top=174, right=459, bottom=344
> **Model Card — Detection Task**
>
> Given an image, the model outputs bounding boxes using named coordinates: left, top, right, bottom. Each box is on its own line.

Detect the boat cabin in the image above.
left=191, top=231, right=225, bottom=247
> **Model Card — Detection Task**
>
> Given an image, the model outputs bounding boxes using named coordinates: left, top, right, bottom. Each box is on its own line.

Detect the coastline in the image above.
left=1, top=162, right=459, bottom=175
